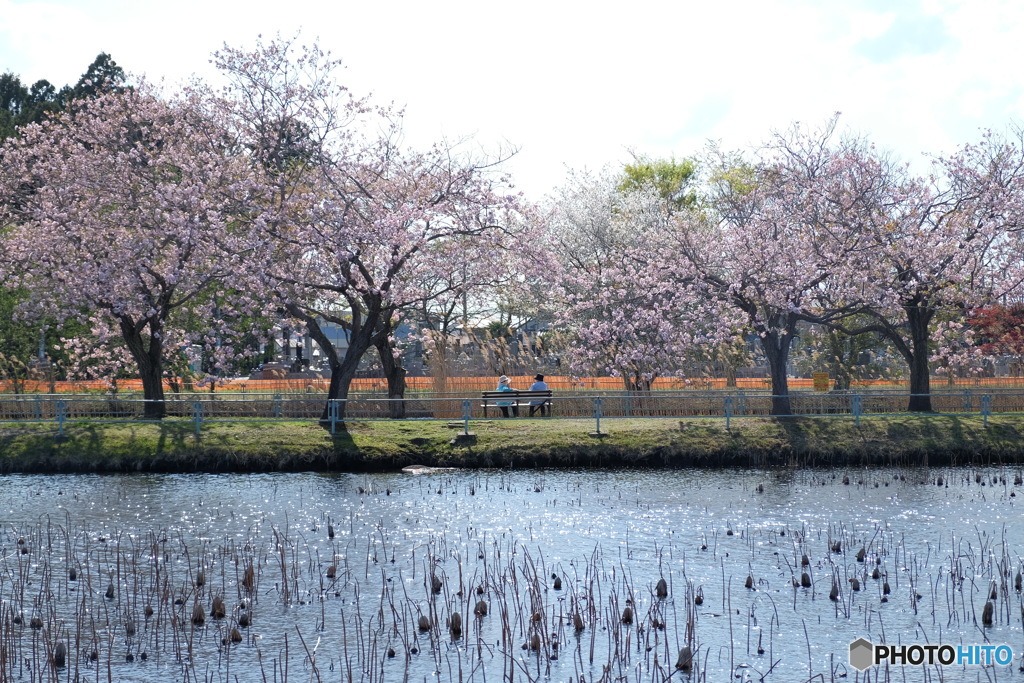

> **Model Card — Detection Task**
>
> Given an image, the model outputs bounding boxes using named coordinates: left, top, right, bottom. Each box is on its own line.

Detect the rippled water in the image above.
left=1, top=467, right=1022, bottom=682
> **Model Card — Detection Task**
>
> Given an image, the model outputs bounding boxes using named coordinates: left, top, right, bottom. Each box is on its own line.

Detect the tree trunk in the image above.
left=620, top=371, right=654, bottom=415
left=905, top=306, right=933, bottom=412
left=320, top=323, right=375, bottom=423
left=760, top=331, right=792, bottom=417
left=139, top=361, right=166, bottom=419
left=320, top=361, right=353, bottom=422
left=376, top=337, right=407, bottom=419
left=121, top=321, right=166, bottom=419
left=907, top=353, right=932, bottom=411
left=283, top=304, right=378, bottom=425
left=622, top=373, right=653, bottom=392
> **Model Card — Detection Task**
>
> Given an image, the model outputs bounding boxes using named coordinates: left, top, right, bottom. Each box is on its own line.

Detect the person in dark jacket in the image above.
left=528, top=373, right=549, bottom=417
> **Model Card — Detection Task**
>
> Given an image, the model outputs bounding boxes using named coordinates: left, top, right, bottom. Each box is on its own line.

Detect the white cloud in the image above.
left=2, top=0, right=1022, bottom=197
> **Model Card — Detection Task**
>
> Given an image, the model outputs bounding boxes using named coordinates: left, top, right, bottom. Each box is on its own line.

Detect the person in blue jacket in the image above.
left=496, top=375, right=518, bottom=417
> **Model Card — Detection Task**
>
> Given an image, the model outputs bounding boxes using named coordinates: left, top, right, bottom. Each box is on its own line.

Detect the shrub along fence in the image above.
left=0, top=389, right=1017, bottom=435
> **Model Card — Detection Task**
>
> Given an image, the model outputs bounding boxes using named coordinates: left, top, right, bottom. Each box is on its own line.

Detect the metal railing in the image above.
left=0, top=390, right=1017, bottom=436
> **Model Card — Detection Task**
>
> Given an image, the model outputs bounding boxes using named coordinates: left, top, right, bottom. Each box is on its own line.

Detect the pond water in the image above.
left=0, top=467, right=1022, bottom=682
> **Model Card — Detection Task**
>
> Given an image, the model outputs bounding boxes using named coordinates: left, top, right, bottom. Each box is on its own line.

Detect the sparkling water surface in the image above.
left=0, top=467, right=1021, bottom=682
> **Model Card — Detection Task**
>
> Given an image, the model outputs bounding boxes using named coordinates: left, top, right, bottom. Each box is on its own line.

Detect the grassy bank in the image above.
left=3, top=414, right=1024, bottom=473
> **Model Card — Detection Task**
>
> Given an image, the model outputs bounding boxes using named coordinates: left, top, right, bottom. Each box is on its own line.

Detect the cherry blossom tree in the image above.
left=606, top=119, right=902, bottom=415
left=817, top=127, right=1024, bottom=411
left=561, top=120, right=909, bottom=414
left=544, top=120, right=1024, bottom=415
left=550, top=169, right=725, bottom=391
left=296, top=149, right=525, bottom=419
left=212, top=37, right=526, bottom=420
left=551, top=122, right=891, bottom=414
left=372, top=201, right=547, bottom=414
left=0, top=85, right=264, bottom=417
left=929, top=318, right=985, bottom=384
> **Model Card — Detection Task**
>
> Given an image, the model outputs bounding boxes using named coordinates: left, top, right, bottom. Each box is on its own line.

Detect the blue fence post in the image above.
left=593, top=397, right=604, bottom=435
left=192, top=401, right=203, bottom=435
left=736, top=391, right=746, bottom=416
left=329, top=399, right=339, bottom=435
left=981, top=394, right=992, bottom=428
left=56, top=399, right=67, bottom=437
left=724, top=396, right=733, bottom=430
left=272, top=394, right=283, bottom=418
left=34, top=396, right=42, bottom=420
left=852, top=394, right=863, bottom=427
left=462, top=399, right=471, bottom=435
left=962, top=389, right=972, bottom=413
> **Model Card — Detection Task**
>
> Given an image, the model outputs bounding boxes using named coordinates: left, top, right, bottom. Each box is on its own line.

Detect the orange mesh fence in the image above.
left=5, top=375, right=1024, bottom=395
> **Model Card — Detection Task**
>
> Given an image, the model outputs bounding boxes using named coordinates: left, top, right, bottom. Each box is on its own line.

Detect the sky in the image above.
left=2, top=0, right=1023, bottom=199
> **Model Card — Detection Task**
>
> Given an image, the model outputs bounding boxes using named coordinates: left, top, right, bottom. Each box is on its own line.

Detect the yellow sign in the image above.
left=813, top=373, right=830, bottom=391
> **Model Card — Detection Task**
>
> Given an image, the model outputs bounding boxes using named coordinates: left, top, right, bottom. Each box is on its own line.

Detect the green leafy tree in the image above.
left=0, top=287, right=90, bottom=391
left=0, top=52, right=126, bottom=141
left=792, top=321, right=898, bottom=390
left=1, top=54, right=129, bottom=393
left=619, top=156, right=698, bottom=211
left=66, top=53, right=126, bottom=102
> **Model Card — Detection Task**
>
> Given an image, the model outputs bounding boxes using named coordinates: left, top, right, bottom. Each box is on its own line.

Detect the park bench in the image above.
left=480, top=390, right=553, bottom=417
